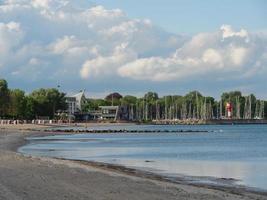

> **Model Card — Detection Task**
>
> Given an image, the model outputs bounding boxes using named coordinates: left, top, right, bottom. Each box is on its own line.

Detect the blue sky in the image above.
left=0, top=0, right=267, bottom=99
left=95, top=0, right=267, bottom=34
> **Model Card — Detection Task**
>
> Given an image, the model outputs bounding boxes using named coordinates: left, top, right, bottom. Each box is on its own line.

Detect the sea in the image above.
left=18, top=124, right=267, bottom=191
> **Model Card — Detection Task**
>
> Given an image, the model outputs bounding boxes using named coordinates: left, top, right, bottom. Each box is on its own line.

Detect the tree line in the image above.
left=0, top=79, right=66, bottom=119
left=1, top=79, right=266, bottom=120
left=84, top=91, right=267, bottom=121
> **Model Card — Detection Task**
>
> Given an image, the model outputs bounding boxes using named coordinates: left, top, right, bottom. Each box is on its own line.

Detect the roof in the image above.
left=67, top=90, right=86, bottom=101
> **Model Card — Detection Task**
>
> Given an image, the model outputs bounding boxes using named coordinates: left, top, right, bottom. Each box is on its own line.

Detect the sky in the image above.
left=0, top=0, right=266, bottom=99
left=95, top=0, right=267, bottom=34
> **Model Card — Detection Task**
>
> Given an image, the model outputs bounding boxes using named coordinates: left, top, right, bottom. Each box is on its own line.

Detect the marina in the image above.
left=0, top=0, right=266, bottom=199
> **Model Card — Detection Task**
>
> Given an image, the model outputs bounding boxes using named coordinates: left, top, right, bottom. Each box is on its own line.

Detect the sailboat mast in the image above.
left=220, top=98, right=223, bottom=119
left=249, top=95, right=252, bottom=119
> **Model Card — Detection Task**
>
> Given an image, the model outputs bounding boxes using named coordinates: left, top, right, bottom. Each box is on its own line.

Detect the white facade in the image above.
left=99, top=106, right=119, bottom=120
left=66, top=97, right=76, bottom=114
left=66, top=90, right=87, bottom=114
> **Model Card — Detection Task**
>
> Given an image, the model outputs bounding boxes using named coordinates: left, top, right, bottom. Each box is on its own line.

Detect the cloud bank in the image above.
left=118, top=25, right=267, bottom=81
left=0, top=0, right=266, bottom=96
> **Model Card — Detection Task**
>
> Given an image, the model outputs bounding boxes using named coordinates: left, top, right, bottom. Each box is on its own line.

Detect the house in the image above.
left=64, top=91, right=129, bottom=121
left=65, top=97, right=76, bottom=115
left=87, top=106, right=128, bottom=121
left=99, top=106, right=119, bottom=120
left=66, top=90, right=87, bottom=115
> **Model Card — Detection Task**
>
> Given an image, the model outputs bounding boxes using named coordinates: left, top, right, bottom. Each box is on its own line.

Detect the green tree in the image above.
left=0, top=79, right=9, bottom=117
left=8, top=89, right=26, bottom=119
left=120, top=95, right=137, bottom=106
left=29, top=88, right=66, bottom=118
left=83, top=99, right=110, bottom=112
left=105, top=92, right=123, bottom=106
left=144, top=92, right=158, bottom=103
left=24, top=96, right=37, bottom=120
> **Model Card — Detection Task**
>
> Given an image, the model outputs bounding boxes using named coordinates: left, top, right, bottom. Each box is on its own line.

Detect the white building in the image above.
left=66, top=90, right=87, bottom=115
left=99, top=106, right=119, bottom=120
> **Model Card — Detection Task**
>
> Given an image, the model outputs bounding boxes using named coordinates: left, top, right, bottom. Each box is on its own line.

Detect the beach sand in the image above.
left=0, top=125, right=266, bottom=200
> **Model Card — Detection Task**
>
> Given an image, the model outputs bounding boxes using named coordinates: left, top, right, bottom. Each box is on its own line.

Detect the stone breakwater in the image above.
left=40, top=129, right=210, bottom=134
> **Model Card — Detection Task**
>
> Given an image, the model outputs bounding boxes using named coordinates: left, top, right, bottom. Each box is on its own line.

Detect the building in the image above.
left=99, top=106, right=119, bottom=120
left=66, top=90, right=87, bottom=115
left=87, top=106, right=128, bottom=121
left=65, top=97, right=76, bottom=115
left=64, top=91, right=129, bottom=121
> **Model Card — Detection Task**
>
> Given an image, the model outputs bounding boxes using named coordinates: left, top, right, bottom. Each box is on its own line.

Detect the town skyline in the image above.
left=0, top=0, right=266, bottom=99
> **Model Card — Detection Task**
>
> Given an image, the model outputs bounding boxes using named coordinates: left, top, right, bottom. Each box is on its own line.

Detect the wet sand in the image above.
left=0, top=126, right=267, bottom=200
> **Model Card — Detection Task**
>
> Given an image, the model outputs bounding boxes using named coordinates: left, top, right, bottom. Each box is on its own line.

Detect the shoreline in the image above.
left=53, top=158, right=267, bottom=196
left=1, top=125, right=267, bottom=199
left=19, top=129, right=267, bottom=196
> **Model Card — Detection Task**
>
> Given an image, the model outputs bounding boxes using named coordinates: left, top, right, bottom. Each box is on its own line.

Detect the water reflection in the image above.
left=19, top=124, right=267, bottom=190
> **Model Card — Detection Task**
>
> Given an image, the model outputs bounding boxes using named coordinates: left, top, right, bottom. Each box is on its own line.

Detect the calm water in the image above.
left=19, top=124, right=267, bottom=190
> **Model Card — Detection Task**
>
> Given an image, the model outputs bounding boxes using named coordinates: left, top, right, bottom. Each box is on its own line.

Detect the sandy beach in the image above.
left=0, top=125, right=267, bottom=200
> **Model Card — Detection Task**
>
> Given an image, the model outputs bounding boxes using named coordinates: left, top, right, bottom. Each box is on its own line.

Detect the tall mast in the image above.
left=147, top=98, right=149, bottom=121
left=203, top=97, right=207, bottom=120
left=255, top=100, right=259, bottom=118
left=156, top=100, right=159, bottom=120
left=189, top=102, right=192, bottom=119
left=216, top=102, right=219, bottom=119
left=236, top=96, right=240, bottom=119
left=165, top=96, right=167, bottom=120
left=244, top=96, right=248, bottom=119
left=175, top=103, right=178, bottom=119
left=130, top=104, right=134, bottom=120
left=220, top=98, right=223, bottom=119
left=142, top=98, right=145, bottom=120
left=263, top=101, right=265, bottom=119
left=209, top=102, right=213, bottom=119
left=136, top=102, right=139, bottom=121
left=196, top=91, right=199, bottom=119
left=249, top=95, right=252, bottom=119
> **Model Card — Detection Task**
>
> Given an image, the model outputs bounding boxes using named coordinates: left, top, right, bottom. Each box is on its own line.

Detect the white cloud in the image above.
left=28, top=57, right=41, bottom=65
left=229, top=47, right=249, bottom=66
left=118, top=26, right=267, bottom=82
left=31, top=0, right=51, bottom=9
left=202, top=49, right=223, bottom=66
left=51, top=35, right=77, bottom=54
left=88, top=5, right=123, bottom=18
left=221, top=24, right=249, bottom=41
left=0, top=0, right=182, bottom=80
left=0, top=21, right=23, bottom=48
left=0, top=0, right=266, bottom=94
left=80, top=43, right=137, bottom=79
left=0, top=21, right=24, bottom=67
